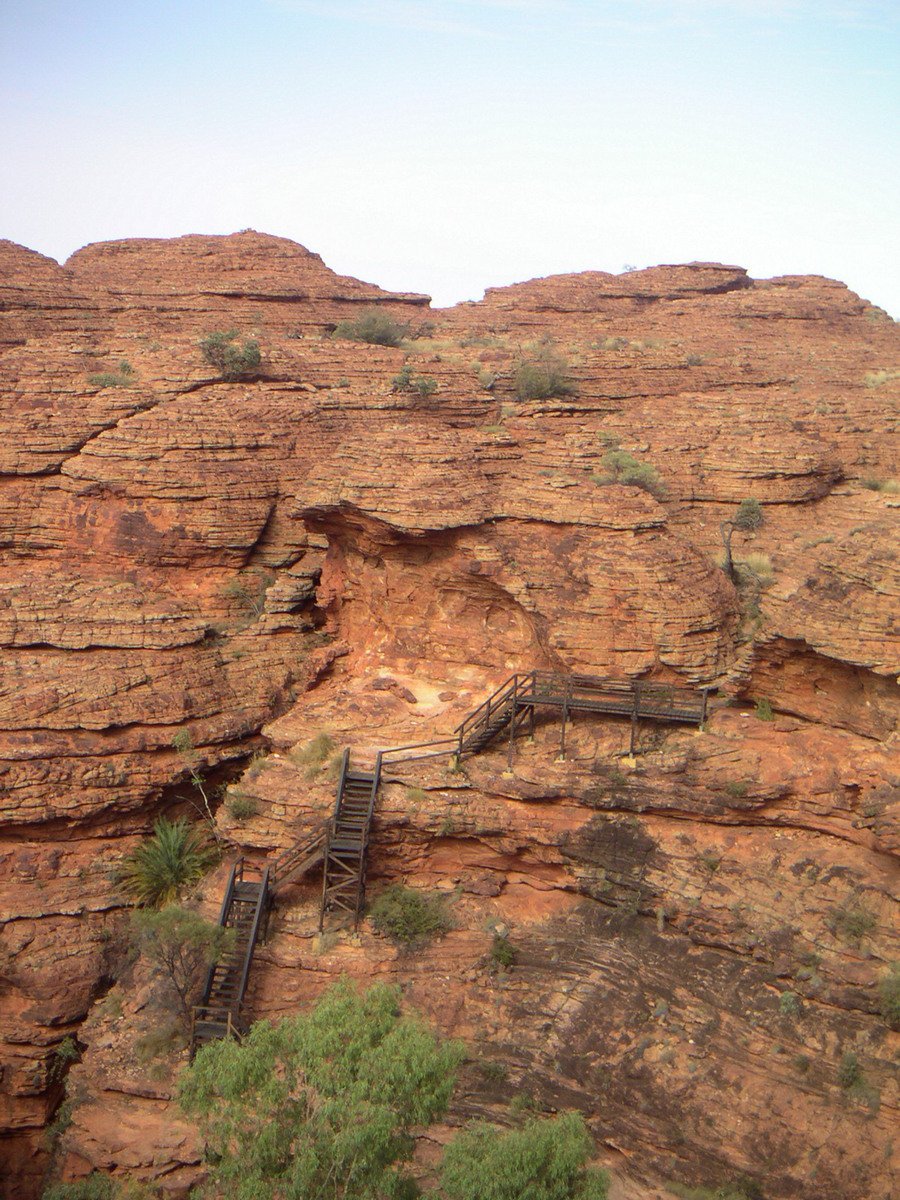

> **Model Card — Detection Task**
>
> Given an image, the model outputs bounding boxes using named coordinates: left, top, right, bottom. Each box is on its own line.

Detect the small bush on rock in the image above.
left=332, top=308, right=410, bottom=346
left=200, top=331, right=261, bottom=380
left=369, top=884, right=451, bottom=946
left=513, top=341, right=574, bottom=401
left=593, top=448, right=664, bottom=497
left=440, top=1111, right=608, bottom=1200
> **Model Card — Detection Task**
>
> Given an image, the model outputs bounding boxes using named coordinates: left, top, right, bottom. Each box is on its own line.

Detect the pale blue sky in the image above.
left=1, top=1, right=897, bottom=312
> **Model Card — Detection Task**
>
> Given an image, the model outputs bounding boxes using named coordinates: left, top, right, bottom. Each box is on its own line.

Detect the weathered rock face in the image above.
left=0, top=233, right=896, bottom=1199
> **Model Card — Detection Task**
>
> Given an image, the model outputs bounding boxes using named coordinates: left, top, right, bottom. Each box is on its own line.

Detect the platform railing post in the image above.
left=507, top=677, right=519, bottom=767
left=559, top=675, right=570, bottom=759
left=630, top=681, right=640, bottom=755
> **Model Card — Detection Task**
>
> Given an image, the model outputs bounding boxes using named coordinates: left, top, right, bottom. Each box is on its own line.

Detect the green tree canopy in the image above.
left=179, top=980, right=465, bottom=1200
left=439, top=1112, right=608, bottom=1200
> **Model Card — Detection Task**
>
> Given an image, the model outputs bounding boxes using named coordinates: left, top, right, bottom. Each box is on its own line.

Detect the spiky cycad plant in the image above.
left=118, top=818, right=218, bottom=908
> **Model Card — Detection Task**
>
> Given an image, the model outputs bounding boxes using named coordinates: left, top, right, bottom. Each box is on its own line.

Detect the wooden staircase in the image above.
left=320, top=750, right=380, bottom=928
left=190, top=859, right=270, bottom=1050
left=192, top=670, right=710, bottom=1050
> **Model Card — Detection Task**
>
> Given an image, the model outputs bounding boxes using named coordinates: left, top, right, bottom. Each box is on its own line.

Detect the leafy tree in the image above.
left=720, top=498, right=763, bottom=582
left=200, top=331, right=261, bottom=380
left=131, top=905, right=234, bottom=1027
left=117, top=818, right=218, bottom=907
left=179, top=980, right=464, bottom=1200
left=439, top=1112, right=608, bottom=1200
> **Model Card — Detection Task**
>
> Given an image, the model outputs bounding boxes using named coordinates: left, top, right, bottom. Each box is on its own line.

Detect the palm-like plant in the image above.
left=118, top=818, right=218, bottom=907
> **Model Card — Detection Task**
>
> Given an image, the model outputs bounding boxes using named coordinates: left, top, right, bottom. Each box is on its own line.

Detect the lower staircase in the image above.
left=190, top=859, right=270, bottom=1051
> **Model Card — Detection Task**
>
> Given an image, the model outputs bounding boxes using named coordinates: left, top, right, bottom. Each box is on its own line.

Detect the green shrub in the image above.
left=200, top=331, right=261, bottom=380
left=440, top=1111, right=608, bottom=1200
left=369, top=884, right=451, bottom=946
left=179, top=980, right=464, bottom=1200
left=43, top=1175, right=116, bottom=1200
left=391, top=362, right=438, bottom=395
left=225, top=793, right=259, bottom=821
left=593, top=449, right=664, bottom=498
left=332, top=308, right=410, bottom=346
left=131, top=905, right=234, bottom=1026
left=779, top=990, right=801, bottom=1017
left=754, top=698, right=774, bottom=721
left=724, top=779, right=750, bottom=798
left=513, top=341, right=574, bottom=401
left=877, top=963, right=900, bottom=1029
left=117, top=818, right=218, bottom=907
left=828, top=897, right=877, bottom=945
left=489, top=934, right=518, bottom=971
left=668, top=1180, right=762, bottom=1200
left=837, top=1051, right=862, bottom=1089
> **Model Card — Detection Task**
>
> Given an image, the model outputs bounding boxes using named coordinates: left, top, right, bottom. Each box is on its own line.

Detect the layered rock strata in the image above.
left=0, top=233, right=896, bottom=1199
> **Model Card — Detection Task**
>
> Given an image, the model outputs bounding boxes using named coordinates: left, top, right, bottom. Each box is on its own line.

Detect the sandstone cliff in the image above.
left=0, top=233, right=896, bottom=1200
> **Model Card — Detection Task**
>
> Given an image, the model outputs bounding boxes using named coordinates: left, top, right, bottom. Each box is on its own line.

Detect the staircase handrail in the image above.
left=270, top=821, right=330, bottom=891
left=198, top=857, right=240, bottom=1008
left=379, top=736, right=461, bottom=767
left=233, top=865, right=270, bottom=1015
left=455, top=672, right=533, bottom=746
left=332, top=748, right=350, bottom=824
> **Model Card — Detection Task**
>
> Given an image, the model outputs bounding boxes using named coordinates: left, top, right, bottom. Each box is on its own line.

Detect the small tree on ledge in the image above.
left=720, top=498, right=763, bottom=582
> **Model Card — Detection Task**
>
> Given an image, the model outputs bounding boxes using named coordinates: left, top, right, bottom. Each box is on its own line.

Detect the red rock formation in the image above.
left=0, top=233, right=896, bottom=1199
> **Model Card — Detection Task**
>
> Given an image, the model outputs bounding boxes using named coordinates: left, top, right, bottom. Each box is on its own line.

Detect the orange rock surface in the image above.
left=0, top=233, right=896, bottom=1199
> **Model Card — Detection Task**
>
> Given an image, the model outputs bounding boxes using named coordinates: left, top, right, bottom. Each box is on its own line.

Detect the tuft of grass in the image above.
left=88, top=360, right=135, bottom=388
left=860, top=476, right=900, bottom=493
left=737, top=552, right=774, bottom=582
left=290, top=733, right=337, bottom=779
left=863, top=368, right=899, bottom=388
left=135, top=1020, right=185, bottom=1064
left=332, top=308, right=410, bottom=347
left=116, top=818, right=218, bottom=908
left=368, top=884, right=451, bottom=946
